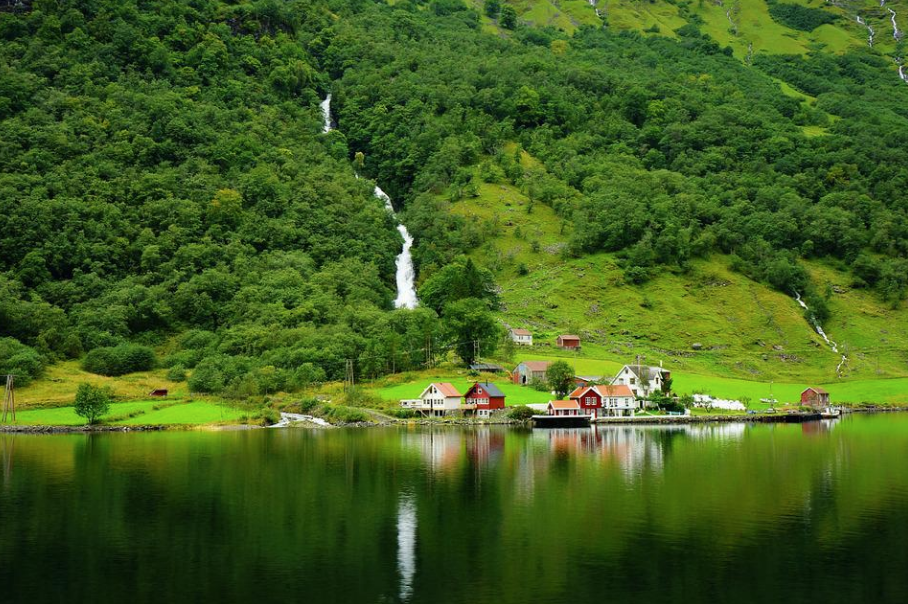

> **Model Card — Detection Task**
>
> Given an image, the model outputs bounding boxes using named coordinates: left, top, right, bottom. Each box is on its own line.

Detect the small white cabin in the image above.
left=510, top=328, right=533, bottom=346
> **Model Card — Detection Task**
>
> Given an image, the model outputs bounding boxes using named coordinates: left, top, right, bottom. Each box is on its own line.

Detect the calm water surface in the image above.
left=2, top=415, right=908, bottom=603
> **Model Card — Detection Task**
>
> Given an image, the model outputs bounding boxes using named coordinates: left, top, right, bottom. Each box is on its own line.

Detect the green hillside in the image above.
left=449, top=170, right=908, bottom=383
left=3, top=0, right=908, bottom=412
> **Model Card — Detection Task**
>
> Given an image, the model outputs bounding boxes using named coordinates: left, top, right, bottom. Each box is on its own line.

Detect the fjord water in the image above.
left=2, top=416, right=908, bottom=604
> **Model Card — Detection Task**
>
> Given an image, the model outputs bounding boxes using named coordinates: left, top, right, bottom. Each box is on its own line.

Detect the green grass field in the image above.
left=6, top=401, right=247, bottom=427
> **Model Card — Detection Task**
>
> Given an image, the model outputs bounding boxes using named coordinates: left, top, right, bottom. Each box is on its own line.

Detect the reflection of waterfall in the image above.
left=397, top=493, right=417, bottom=602
left=795, top=292, right=848, bottom=376
left=320, top=95, right=419, bottom=309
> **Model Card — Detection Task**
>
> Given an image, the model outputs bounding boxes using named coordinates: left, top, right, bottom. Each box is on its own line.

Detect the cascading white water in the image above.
left=857, top=15, right=875, bottom=46
left=795, top=292, right=848, bottom=376
left=889, top=7, right=902, bottom=40
left=374, top=186, right=419, bottom=309
left=320, top=95, right=419, bottom=309
left=319, top=94, right=332, bottom=134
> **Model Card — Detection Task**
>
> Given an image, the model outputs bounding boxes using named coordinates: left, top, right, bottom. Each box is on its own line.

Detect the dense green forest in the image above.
left=2, top=0, right=908, bottom=394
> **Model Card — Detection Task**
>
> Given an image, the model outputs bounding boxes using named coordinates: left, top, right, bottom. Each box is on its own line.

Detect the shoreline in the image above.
left=3, top=406, right=906, bottom=434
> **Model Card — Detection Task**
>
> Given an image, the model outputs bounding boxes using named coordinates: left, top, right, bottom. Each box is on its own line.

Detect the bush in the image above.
left=258, top=407, right=280, bottom=426
left=385, top=407, right=418, bottom=419
left=73, top=383, right=112, bottom=424
left=82, top=344, right=156, bottom=376
left=0, top=337, right=45, bottom=386
left=188, top=359, right=225, bottom=393
left=166, top=364, right=187, bottom=381
left=507, top=405, right=536, bottom=421
left=317, top=404, right=369, bottom=424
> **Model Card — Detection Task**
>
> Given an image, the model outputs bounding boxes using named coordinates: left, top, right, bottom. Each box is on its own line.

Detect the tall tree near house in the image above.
left=442, top=298, right=500, bottom=366
left=546, top=360, right=575, bottom=398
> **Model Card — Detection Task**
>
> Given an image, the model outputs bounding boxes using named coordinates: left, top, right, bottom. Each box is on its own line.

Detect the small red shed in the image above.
left=557, top=335, right=581, bottom=350
left=801, top=387, right=830, bottom=408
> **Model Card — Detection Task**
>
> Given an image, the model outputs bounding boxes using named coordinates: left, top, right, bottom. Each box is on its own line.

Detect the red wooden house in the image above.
left=464, top=382, right=506, bottom=417
left=801, top=387, right=830, bottom=408
left=557, top=335, right=581, bottom=350
left=568, top=385, right=605, bottom=417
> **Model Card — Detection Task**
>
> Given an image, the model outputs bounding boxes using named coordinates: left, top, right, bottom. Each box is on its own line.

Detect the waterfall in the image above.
left=889, top=7, right=902, bottom=40
left=857, top=15, right=875, bottom=46
left=374, top=186, right=419, bottom=309
left=319, top=94, right=332, bottom=134
left=795, top=292, right=848, bottom=376
left=397, top=493, right=417, bottom=602
left=320, top=95, right=419, bottom=309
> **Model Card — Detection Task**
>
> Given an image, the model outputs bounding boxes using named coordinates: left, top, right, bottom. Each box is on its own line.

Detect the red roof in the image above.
left=803, top=387, right=828, bottom=395
left=568, top=386, right=585, bottom=398
left=558, top=335, right=581, bottom=341
left=518, top=361, right=551, bottom=371
left=598, top=385, right=634, bottom=398
left=433, top=382, right=462, bottom=397
left=511, top=329, right=532, bottom=336
left=548, top=400, right=580, bottom=410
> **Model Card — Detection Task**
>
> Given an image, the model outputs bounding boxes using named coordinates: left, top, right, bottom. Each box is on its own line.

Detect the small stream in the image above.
left=795, top=293, right=848, bottom=376
left=270, top=412, right=332, bottom=428
left=320, top=95, right=419, bottom=309
left=857, top=15, right=875, bottom=46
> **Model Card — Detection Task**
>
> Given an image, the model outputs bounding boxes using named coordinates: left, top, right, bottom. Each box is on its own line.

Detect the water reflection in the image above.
left=396, top=492, right=417, bottom=602
left=1, top=417, right=908, bottom=604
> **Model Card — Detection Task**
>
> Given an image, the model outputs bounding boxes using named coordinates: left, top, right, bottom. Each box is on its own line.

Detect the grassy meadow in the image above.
left=9, top=401, right=247, bottom=427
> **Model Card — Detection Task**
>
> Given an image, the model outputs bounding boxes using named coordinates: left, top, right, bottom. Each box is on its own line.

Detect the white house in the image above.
left=400, top=382, right=463, bottom=417
left=597, top=384, right=639, bottom=417
left=613, top=364, right=670, bottom=398
left=510, top=328, right=533, bottom=346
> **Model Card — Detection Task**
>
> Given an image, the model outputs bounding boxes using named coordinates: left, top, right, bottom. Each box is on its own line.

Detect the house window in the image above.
left=630, top=378, right=636, bottom=385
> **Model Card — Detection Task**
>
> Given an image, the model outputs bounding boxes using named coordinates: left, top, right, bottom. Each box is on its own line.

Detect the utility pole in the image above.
left=2, top=375, right=15, bottom=423
left=474, top=340, right=480, bottom=366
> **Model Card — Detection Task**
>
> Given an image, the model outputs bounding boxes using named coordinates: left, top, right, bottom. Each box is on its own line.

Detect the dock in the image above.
left=532, top=415, right=592, bottom=428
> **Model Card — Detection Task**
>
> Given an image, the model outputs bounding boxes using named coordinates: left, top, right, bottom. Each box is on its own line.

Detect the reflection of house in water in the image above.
left=465, top=430, right=505, bottom=469
left=682, top=423, right=747, bottom=441
left=397, top=492, right=417, bottom=602
left=802, top=418, right=839, bottom=436
left=415, top=430, right=464, bottom=474
left=531, top=426, right=669, bottom=477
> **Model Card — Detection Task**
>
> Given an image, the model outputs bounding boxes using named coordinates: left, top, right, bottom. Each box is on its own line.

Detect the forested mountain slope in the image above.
left=2, top=0, right=908, bottom=397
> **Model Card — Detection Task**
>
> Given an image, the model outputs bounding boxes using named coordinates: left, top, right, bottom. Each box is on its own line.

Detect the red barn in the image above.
left=801, top=387, right=830, bottom=408
left=557, top=335, right=581, bottom=350
left=464, top=382, right=506, bottom=417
